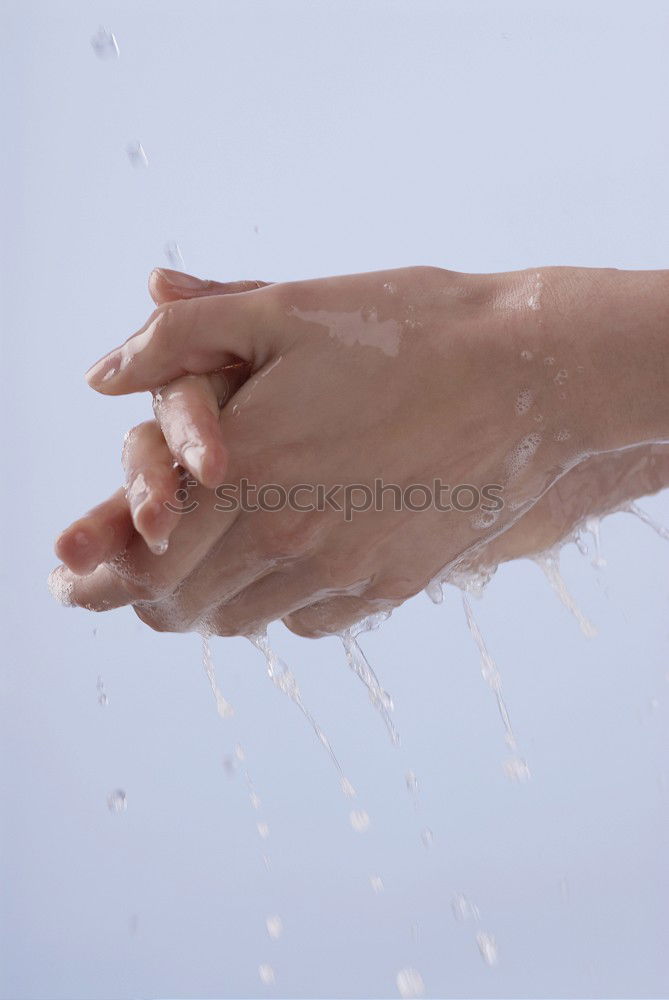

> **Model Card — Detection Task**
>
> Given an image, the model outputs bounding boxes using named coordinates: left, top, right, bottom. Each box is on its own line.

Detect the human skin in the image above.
left=50, top=265, right=669, bottom=637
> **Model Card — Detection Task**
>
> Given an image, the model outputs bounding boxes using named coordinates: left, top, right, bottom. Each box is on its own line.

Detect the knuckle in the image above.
left=133, top=602, right=179, bottom=633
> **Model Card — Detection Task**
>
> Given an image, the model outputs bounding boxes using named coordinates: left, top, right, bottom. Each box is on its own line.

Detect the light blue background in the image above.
left=2, top=1, right=668, bottom=997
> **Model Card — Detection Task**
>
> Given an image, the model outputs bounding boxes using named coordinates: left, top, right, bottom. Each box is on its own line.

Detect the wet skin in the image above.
left=52, top=265, right=669, bottom=637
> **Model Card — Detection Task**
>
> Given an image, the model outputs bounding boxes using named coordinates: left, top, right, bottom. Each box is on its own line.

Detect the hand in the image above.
left=51, top=265, right=669, bottom=636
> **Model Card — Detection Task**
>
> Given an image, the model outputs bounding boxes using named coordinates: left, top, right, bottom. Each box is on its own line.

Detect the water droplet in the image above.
left=554, top=428, right=571, bottom=442
left=543, top=356, right=555, bottom=366
left=553, top=368, right=568, bottom=385
left=266, top=914, right=283, bottom=940
left=370, top=875, right=384, bottom=894
left=585, top=517, right=607, bottom=569
left=202, top=637, right=234, bottom=718
left=396, top=967, right=425, bottom=998
left=107, top=789, right=127, bottom=813
left=91, top=26, right=119, bottom=59
left=98, top=692, right=109, bottom=707
left=126, top=141, right=148, bottom=168
left=425, top=578, right=444, bottom=603
left=476, top=931, right=498, bottom=966
left=451, top=893, right=480, bottom=922
left=257, top=821, right=270, bottom=839
left=164, top=241, right=184, bottom=269
left=515, top=388, right=534, bottom=416
left=420, top=826, right=434, bottom=849
left=249, top=792, right=261, bottom=810
left=535, top=550, right=597, bottom=638
left=405, top=770, right=419, bottom=796
left=340, top=777, right=356, bottom=798
left=234, top=743, right=245, bottom=761
left=349, top=809, right=370, bottom=833
left=520, top=349, right=533, bottom=361
left=503, top=757, right=531, bottom=782
left=222, top=755, right=236, bottom=777
left=258, top=964, right=275, bottom=985
left=383, top=281, right=398, bottom=295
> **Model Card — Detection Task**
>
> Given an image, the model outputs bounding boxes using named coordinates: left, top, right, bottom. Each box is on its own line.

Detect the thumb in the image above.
left=85, top=284, right=282, bottom=395
left=148, top=268, right=273, bottom=306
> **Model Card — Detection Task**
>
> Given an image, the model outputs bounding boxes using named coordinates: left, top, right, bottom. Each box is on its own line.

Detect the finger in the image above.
left=122, top=421, right=183, bottom=552
left=54, top=488, right=134, bottom=576
left=148, top=268, right=272, bottom=305
left=284, top=596, right=382, bottom=639
left=152, top=366, right=250, bottom=488
left=48, top=563, right=135, bottom=611
left=85, top=288, right=282, bottom=394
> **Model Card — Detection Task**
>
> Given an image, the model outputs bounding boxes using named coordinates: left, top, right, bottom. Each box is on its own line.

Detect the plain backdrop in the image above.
left=1, top=1, right=668, bottom=998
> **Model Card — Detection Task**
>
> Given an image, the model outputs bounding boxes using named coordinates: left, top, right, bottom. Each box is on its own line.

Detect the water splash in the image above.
left=340, top=628, right=399, bottom=745
left=625, top=502, right=669, bottom=540
left=584, top=517, right=607, bottom=569
left=534, top=550, right=597, bottom=638
left=201, top=636, right=234, bottom=718
left=461, top=594, right=519, bottom=754
left=248, top=630, right=344, bottom=779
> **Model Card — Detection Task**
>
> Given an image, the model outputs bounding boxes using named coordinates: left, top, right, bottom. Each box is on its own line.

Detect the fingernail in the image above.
left=154, top=267, right=209, bottom=290
left=85, top=349, right=122, bottom=387
left=182, top=443, right=206, bottom=483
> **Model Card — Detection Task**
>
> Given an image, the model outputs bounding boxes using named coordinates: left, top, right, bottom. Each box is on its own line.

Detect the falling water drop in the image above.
left=201, top=636, right=234, bottom=718
left=126, top=141, right=149, bottom=168
left=370, top=875, right=384, bottom=894
left=107, top=789, right=127, bottom=813
left=341, top=777, right=357, bottom=798
left=258, top=964, right=275, bottom=985
left=420, top=827, right=434, bottom=850
left=535, top=550, right=597, bottom=638
left=91, top=26, right=119, bottom=59
left=451, top=893, right=480, bottom=922
left=396, top=967, right=425, bottom=998
left=164, top=241, right=184, bottom=269
left=625, top=502, right=669, bottom=540
left=585, top=517, right=606, bottom=569
left=349, top=810, right=371, bottom=833
left=503, top=757, right=531, bottom=782
left=340, top=628, right=399, bottom=744
left=476, top=931, right=498, bottom=966
left=265, top=915, right=283, bottom=940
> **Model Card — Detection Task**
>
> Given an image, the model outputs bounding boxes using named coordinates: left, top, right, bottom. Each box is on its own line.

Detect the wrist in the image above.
left=505, top=266, right=669, bottom=456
